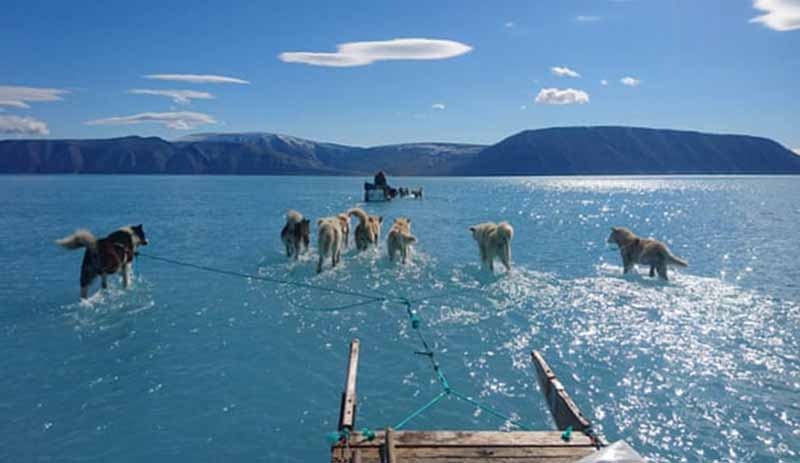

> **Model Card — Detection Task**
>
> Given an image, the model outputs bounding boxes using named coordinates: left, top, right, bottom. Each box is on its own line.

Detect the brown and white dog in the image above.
left=469, top=221, right=514, bottom=272
left=281, top=210, right=310, bottom=260
left=386, top=217, right=416, bottom=264
left=316, top=215, right=349, bottom=273
left=607, top=226, right=688, bottom=280
left=57, top=225, right=149, bottom=299
left=348, top=207, right=382, bottom=251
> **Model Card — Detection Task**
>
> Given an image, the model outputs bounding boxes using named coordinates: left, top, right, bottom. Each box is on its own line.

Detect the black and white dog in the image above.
left=57, top=225, right=148, bottom=299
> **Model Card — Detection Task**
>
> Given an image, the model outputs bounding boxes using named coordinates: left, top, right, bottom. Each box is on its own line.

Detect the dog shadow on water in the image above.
left=596, top=262, right=678, bottom=288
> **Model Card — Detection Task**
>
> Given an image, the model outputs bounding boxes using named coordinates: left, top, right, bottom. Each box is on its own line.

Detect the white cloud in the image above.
left=278, top=38, right=472, bottom=67
left=620, top=76, right=641, bottom=86
left=143, top=74, right=250, bottom=84
left=551, top=66, right=581, bottom=78
left=86, top=111, right=216, bottom=130
left=0, top=86, right=68, bottom=108
left=576, top=15, right=602, bottom=22
left=535, top=88, right=590, bottom=105
left=520, top=105, right=527, bottom=110
left=0, top=100, right=30, bottom=108
left=600, top=79, right=609, bottom=86
left=128, top=89, right=215, bottom=104
left=792, top=147, right=800, bottom=155
left=431, top=103, right=446, bottom=110
left=505, top=21, right=515, bottom=28
left=0, top=115, right=49, bottom=135
left=750, top=0, right=800, bottom=31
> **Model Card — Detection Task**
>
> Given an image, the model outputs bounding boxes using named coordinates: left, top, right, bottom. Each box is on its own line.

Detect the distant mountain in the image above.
left=456, top=126, right=800, bottom=175
left=1, top=127, right=798, bottom=175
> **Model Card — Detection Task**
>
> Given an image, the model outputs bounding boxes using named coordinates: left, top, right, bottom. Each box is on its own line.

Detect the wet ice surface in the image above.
left=0, top=175, right=798, bottom=462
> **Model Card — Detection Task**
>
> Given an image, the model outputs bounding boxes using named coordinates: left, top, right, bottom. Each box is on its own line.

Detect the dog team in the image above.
left=57, top=211, right=688, bottom=299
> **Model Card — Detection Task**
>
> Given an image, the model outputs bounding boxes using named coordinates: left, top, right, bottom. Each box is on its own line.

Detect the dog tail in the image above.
left=286, top=209, right=303, bottom=225
left=666, top=250, right=688, bottom=267
left=56, top=229, right=97, bottom=250
left=496, top=222, right=514, bottom=242
left=347, top=207, right=369, bottom=225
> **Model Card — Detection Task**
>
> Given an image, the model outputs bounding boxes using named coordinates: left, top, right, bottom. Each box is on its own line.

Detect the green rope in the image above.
left=394, top=390, right=448, bottom=430
left=136, top=252, right=392, bottom=302
left=136, top=252, right=549, bottom=436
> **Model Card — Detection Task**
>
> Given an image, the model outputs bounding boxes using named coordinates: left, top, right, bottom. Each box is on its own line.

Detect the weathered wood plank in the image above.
left=398, top=446, right=594, bottom=458
left=335, top=447, right=592, bottom=463
left=333, top=447, right=595, bottom=463
left=338, top=339, right=360, bottom=431
left=334, top=431, right=594, bottom=448
left=385, top=427, right=397, bottom=463
left=531, top=351, right=592, bottom=432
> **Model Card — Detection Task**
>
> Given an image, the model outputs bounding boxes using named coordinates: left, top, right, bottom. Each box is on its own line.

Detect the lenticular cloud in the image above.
left=86, top=111, right=216, bottom=130
left=279, top=38, right=472, bottom=67
left=535, top=88, right=590, bottom=105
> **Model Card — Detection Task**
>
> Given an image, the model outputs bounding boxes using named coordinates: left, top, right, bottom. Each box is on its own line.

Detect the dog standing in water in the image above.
left=469, top=221, right=514, bottom=272
left=386, top=217, right=416, bottom=264
left=348, top=207, right=382, bottom=251
left=316, top=215, right=349, bottom=273
left=57, top=225, right=149, bottom=299
left=607, top=226, right=688, bottom=280
left=281, top=210, right=310, bottom=259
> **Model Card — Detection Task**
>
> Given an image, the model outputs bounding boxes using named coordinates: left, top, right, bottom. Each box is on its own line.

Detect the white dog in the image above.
left=316, top=215, right=349, bottom=273
left=469, top=221, right=514, bottom=272
left=386, top=217, right=416, bottom=264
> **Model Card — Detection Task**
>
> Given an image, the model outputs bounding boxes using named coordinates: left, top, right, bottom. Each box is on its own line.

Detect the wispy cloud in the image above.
left=792, top=147, right=800, bottom=155
left=600, top=79, right=609, bottom=86
left=278, top=38, right=472, bottom=67
left=0, top=86, right=68, bottom=109
left=86, top=111, right=216, bottom=130
left=535, top=88, right=590, bottom=105
left=504, top=21, right=515, bottom=28
left=0, top=115, right=49, bottom=135
left=576, top=15, right=602, bottom=22
left=128, top=89, right=215, bottom=104
left=750, top=0, right=800, bottom=31
left=551, top=66, right=581, bottom=78
left=520, top=105, right=527, bottom=110
left=143, top=74, right=250, bottom=84
left=620, top=76, right=641, bottom=86
left=431, top=103, right=446, bottom=110
left=0, top=100, right=30, bottom=108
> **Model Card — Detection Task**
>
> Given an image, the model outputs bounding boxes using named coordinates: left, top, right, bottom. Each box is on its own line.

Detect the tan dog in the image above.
left=348, top=207, right=382, bottom=251
left=338, top=213, right=350, bottom=248
left=469, top=221, right=514, bottom=272
left=316, top=215, right=349, bottom=273
left=281, top=210, right=310, bottom=260
left=387, top=217, right=417, bottom=264
left=607, top=226, right=688, bottom=280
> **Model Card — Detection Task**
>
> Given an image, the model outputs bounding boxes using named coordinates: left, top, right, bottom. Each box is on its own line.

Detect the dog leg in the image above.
left=649, top=265, right=656, bottom=278
left=501, top=244, right=511, bottom=271
left=101, top=273, right=108, bottom=289
left=401, top=246, right=407, bottom=264
left=657, top=263, right=669, bottom=280
left=317, top=255, right=324, bottom=273
left=285, top=243, right=292, bottom=258
left=122, top=264, right=130, bottom=288
left=80, top=285, right=89, bottom=299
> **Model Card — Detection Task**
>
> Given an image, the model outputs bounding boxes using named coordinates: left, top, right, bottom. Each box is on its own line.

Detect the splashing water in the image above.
left=0, top=175, right=798, bottom=462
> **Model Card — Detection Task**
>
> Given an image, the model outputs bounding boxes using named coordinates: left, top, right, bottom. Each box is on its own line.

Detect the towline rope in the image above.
left=135, top=251, right=569, bottom=438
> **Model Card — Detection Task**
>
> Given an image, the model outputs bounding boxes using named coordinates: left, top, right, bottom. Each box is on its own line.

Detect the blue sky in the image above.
left=1, top=0, right=798, bottom=151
